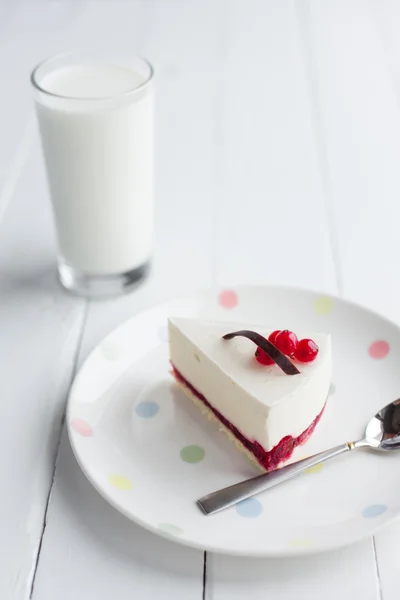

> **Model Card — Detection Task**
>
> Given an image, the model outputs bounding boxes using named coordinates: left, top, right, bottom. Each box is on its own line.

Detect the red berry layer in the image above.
left=171, top=364, right=325, bottom=472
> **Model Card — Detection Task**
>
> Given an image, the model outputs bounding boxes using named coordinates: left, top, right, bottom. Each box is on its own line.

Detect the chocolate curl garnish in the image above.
left=222, top=330, right=300, bottom=376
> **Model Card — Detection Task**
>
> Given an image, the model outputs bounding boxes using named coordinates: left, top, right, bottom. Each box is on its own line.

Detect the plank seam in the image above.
left=372, top=536, right=383, bottom=600
left=202, top=551, right=207, bottom=600
left=28, top=299, right=90, bottom=600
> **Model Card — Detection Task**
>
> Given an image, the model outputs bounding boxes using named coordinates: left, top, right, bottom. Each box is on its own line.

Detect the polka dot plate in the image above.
left=67, top=286, right=400, bottom=556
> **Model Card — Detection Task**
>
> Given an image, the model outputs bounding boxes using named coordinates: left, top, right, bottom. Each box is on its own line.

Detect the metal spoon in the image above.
left=197, top=399, right=400, bottom=515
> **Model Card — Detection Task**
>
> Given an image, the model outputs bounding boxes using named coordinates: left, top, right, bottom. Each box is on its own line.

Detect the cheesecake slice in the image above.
left=168, top=317, right=332, bottom=471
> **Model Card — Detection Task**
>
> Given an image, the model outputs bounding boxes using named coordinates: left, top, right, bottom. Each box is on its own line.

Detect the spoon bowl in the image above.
left=365, top=400, right=400, bottom=450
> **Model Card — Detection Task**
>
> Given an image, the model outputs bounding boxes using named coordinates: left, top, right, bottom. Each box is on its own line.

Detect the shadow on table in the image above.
left=0, top=260, right=71, bottom=304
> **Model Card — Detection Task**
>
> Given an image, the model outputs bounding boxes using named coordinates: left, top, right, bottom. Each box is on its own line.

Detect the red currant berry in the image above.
left=268, top=330, right=281, bottom=345
left=294, top=338, right=319, bottom=362
left=274, top=330, right=298, bottom=356
left=255, top=348, right=275, bottom=365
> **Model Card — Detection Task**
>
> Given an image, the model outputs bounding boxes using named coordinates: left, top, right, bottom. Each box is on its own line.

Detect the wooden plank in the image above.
left=0, top=4, right=90, bottom=598
left=0, top=146, right=85, bottom=599
left=209, top=0, right=379, bottom=598
left=304, top=1, right=400, bottom=598
left=305, top=0, right=400, bottom=321
left=31, top=0, right=219, bottom=598
left=214, top=0, right=337, bottom=290
left=355, top=1, right=400, bottom=597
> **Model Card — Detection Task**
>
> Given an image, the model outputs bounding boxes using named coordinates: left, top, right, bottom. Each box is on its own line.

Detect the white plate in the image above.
left=67, top=286, right=400, bottom=556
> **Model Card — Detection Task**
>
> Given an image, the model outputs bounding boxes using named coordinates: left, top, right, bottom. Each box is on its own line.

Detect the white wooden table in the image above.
left=1, top=0, right=400, bottom=597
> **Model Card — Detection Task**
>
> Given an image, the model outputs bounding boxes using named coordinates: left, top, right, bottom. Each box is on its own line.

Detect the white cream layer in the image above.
left=168, top=318, right=332, bottom=451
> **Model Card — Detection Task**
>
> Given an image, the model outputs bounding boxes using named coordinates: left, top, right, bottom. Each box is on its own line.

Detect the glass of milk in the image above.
left=31, top=52, right=154, bottom=297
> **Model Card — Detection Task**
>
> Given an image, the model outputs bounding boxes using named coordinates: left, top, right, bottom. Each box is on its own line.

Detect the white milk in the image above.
left=34, top=62, right=154, bottom=275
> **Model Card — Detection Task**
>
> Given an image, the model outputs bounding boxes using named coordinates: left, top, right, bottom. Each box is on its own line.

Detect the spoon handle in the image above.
left=197, top=442, right=353, bottom=515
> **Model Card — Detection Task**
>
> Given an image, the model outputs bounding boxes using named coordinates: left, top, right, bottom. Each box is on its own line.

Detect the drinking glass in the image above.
left=31, top=52, right=154, bottom=297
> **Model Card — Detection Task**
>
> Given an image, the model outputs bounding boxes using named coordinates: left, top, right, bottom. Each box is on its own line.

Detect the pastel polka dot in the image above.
left=314, top=296, right=334, bottom=315
left=305, top=463, right=324, bottom=475
left=289, top=538, right=313, bottom=549
left=329, top=383, right=336, bottom=396
left=368, top=340, right=390, bottom=359
left=236, top=498, right=263, bottom=518
left=218, top=289, right=238, bottom=309
left=158, top=523, right=183, bottom=536
left=108, top=474, right=132, bottom=490
left=180, top=445, right=205, bottom=463
left=362, top=504, right=387, bottom=518
left=135, top=401, right=160, bottom=418
left=157, top=325, right=168, bottom=343
left=71, top=419, right=93, bottom=437
left=99, top=340, right=122, bottom=361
